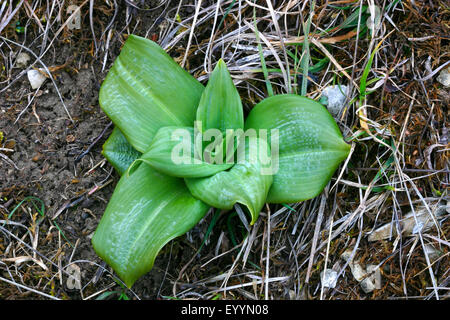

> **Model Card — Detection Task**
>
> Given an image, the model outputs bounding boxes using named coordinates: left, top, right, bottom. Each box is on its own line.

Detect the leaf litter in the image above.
left=0, top=0, right=448, bottom=300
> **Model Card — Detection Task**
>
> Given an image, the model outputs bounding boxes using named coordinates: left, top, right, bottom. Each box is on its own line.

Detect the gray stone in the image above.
left=321, top=85, right=349, bottom=117
left=16, top=52, right=31, bottom=68
left=437, top=67, right=450, bottom=87
left=320, top=269, right=338, bottom=288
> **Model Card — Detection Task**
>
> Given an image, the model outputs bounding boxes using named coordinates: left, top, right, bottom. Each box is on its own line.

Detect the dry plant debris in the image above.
left=0, top=0, right=448, bottom=300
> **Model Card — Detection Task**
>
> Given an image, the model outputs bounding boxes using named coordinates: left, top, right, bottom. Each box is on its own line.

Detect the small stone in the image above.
left=436, top=67, right=450, bottom=87
left=67, top=5, right=81, bottom=30
left=66, top=134, right=76, bottom=143
left=365, top=264, right=382, bottom=290
left=341, top=249, right=381, bottom=293
left=16, top=52, right=30, bottom=68
left=27, top=69, right=47, bottom=89
left=66, top=264, right=82, bottom=290
left=360, top=277, right=377, bottom=293
left=320, top=269, right=338, bottom=288
left=423, top=244, right=441, bottom=262
left=321, top=85, right=349, bottom=117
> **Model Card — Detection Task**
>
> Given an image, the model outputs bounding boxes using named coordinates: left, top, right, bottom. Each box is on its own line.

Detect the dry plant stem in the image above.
left=330, top=142, right=355, bottom=193
left=0, top=223, right=135, bottom=297
left=0, top=0, right=89, bottom=93
left=0, top=152, right=19, bottom=170
left=15, top=87, right=41, bottom=123
left=347, top=0, right=365, bottom=120
left=204, top=0, right=221, bottom=73
left=310, top=38, right=358, bottom=89
left=22, top=0, right=44, bottom=33
left=265, top=0, right=291, bottom=92
left=243, top=19, right=289, bottom=92
left=83, top=282, right=116, bottom=300
left=89, top=0, right=98, bottom=55
left=220, top=236, right=249, bottom=298
left=181, top=0, right=202, bottom=68
left=320, top=214, right=334, bottom=300
left=305, top=186, right=328, bottom=284
left=401, top=175, right=440, bottom=299
left=0, top=275, right=60, bottom=300
left=0, top=0, right=24, bottom=33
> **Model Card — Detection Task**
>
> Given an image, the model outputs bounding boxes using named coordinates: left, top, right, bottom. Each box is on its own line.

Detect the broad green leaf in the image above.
left=131, top=126, right=233, bottom=178
left=244, top=94, right=350, bottom=203
left=99, top=35, right=204, bottom=153
left=102, top=127, right=142, bottom=175
left=196, top=59, right=244, bottom=134
left=92, top=163, right=210, bottom=288
left=185, top=137, right=273, bottom=225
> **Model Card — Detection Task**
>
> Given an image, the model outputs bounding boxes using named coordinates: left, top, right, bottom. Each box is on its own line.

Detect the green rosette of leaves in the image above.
left=93, top=35, right=350, bottom=288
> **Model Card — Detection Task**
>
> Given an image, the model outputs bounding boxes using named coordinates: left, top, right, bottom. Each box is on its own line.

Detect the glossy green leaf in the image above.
left=244, top=94, right=350, bottom=203
left=99, top=35, right=204, bottom=153
left=131, top=126, right=233, bottom=178
left=195, top=59, right=244, bottom=134
left=102, top=127, right=142, bottom=175
left=92, top=163, right=210, bottom=288
left=185, top=137, right=273, bottom=225
left=95, top=37, right=352, bottom=289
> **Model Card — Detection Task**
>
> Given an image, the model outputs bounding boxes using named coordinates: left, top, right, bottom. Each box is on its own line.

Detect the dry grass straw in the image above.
left=1, top=0, right=448, bottom=300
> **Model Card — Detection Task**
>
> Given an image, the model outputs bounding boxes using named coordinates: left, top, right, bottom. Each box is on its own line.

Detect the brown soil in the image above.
left=0, top=0, right=196, bottom=300
left=1, top=1, right=449, bottom=300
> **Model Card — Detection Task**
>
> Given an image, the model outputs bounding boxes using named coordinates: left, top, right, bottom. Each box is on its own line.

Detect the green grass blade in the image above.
left=300, top=1, right=315, bottom=96
left=253, top=9, right=273, bottom=97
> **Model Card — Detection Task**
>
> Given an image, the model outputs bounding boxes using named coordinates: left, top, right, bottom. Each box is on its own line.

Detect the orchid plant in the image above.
left=92, top=35, right=350, bottom=287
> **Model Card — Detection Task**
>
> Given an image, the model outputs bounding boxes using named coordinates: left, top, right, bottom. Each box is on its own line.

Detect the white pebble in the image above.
left=437, top=67, right=450, bottom=87
left=27, top=69, right=47, bottom=89
left=320, top=269, right=338, bottom=288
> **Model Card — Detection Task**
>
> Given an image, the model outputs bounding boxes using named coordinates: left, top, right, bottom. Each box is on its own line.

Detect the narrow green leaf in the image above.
left=102, top=127, right=142, bottom=175
left=253, top=9, right=273, bottom=97
left=360, top=41, right=381, bottom=101
left=196, top=59, right=244, bottom=134
left=185, top=137, right=273, bottom=225
left=92, top=163, right=210, bottom=288
left=339, top=5, right=369, bottom=29
left=300, top=1, right=314, bottom=96
left=244, top=94, right=350, bottom=203
left=99, top=35, right=204, bottom=153
left=95, top=291, right=119, bottom=300
left=132, top=126, right=233, bottom=178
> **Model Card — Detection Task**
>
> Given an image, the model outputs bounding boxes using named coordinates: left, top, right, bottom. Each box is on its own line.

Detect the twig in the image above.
left=74, top=122, right=112, bottom=164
